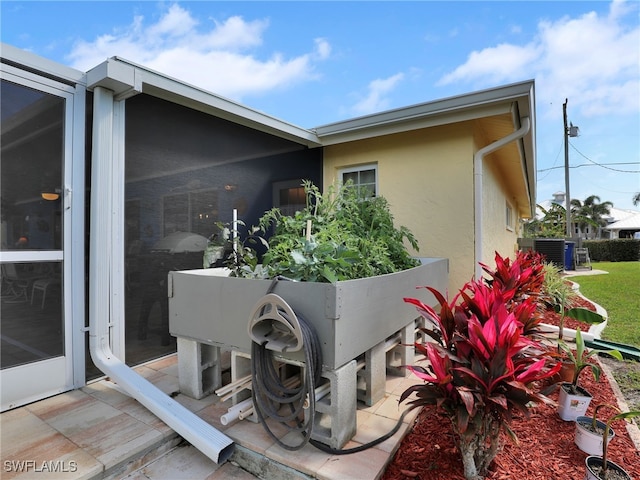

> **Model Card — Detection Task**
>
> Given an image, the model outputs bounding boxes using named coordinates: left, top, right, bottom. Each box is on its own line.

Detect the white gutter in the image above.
left=89, top=86, right=234, bottom=464
left=473, top=115, right=531, bottom=280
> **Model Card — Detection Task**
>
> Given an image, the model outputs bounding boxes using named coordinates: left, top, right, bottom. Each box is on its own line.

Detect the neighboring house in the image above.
left=605, top=212, right=640, bottom=239
left=0, top=44, right=536, bottom=412
left=537, top=193, right=640, bottom=239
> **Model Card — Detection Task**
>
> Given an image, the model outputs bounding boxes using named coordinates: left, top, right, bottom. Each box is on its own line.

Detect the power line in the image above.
left=569, top=141, right=640, bottom=173
left=537, top=135, right=564, bottom=182
left=538, top=162, right=640, bottom=173
left=538, top=139, right=640, bottom=173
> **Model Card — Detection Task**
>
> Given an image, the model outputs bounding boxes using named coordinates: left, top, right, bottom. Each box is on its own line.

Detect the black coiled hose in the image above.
left=250, top=278, right=323, bottom=450
left=250, top=277, right=416, bottom=454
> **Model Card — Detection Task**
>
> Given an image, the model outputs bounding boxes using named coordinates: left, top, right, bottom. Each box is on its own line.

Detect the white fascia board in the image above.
left=86, top=57, right=322, bottom=148
left=317, top=102, right=513, bottom=146
left=314, top=80, right=535, bottom=145
left=1, top=43, right=85, bottom=85
left=514, top=82, right=537, bottom=217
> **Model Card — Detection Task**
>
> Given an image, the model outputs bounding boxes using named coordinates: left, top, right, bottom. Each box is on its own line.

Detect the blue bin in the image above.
left=564, top=241, right=575, bottom=270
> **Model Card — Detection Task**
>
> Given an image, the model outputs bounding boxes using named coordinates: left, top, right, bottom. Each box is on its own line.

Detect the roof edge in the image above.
left=86, top=56, right=322, bottom=148
left=314, top=80, right=535, bottom=138
left=1, top=43, right=86, bottom=85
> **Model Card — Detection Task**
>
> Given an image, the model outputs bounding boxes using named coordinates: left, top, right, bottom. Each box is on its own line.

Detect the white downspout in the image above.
left=473, top=115, right=531, bottom=280
left=89, top=86, right=234, bottom=464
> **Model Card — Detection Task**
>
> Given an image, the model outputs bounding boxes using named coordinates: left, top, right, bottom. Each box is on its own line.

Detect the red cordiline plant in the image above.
left=481, top=250, right=546, bottom=302
left=480, top=250, right=547, bottom=336
left=401, top=279, right=560, bottom=480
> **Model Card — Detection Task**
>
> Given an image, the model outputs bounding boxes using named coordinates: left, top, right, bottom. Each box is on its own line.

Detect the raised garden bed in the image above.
left=168, top=258, right=448, bottom=369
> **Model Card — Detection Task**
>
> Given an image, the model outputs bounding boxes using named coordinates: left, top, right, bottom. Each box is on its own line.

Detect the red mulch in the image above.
left=540, top=295, right=599, bottom=332
left=382, top=299, right=640, bottom=480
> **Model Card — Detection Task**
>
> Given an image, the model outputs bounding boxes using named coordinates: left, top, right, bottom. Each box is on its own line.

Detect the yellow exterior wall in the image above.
left=323, top=123, right=477, bottom=293
left=481, top=155, right=521, bottom=270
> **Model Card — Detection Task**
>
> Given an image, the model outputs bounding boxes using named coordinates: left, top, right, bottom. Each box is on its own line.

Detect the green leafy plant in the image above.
left=537, top=263, right=603, bottom=348
left=586, top=404, right=640, bottom=479
left=540, top=262, right=577, bottom=314
left=236, top=180, right=419, bottom=282
left=203, top=221, right=233, bottom=268
left=558, top=329, right=622, bottom=392
left=523, top=203, right=567, bottom=238
left=401, top=271, right=560, bottom=479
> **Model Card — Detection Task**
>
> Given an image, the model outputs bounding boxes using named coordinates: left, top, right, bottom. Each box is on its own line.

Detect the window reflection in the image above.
left=1, top=79, right=65, bottom=370
left=1, top=262, right=63, bottom=369
left=1, top=79, right=64, bottom=252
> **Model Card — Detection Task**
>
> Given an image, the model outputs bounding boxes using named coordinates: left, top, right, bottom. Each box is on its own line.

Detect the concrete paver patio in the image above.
left=1, top=354, right=421, bottom=479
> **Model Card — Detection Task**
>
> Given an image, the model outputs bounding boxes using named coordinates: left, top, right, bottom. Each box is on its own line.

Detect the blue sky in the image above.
left=2, top=1, right=639, bottom=210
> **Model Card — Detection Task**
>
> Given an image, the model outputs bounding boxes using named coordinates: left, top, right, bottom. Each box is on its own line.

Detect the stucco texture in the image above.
left=481, top=154, right=521, bottom=269
left=323, top=123, right=479, bottom=292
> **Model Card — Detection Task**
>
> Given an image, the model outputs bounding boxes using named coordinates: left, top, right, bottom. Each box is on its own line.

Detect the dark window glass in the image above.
left=123, top=94, right=322, bottom=365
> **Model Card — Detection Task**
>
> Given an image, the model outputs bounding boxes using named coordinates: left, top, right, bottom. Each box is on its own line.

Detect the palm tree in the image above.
left=570, top=195, right=613, bottom=239
left=633, top=192, right=640, bottom=207
left=525, top=203, right=566, bottom=238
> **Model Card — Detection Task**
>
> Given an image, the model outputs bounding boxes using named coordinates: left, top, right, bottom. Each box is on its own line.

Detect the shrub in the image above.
left=540, top=262, right=576, bottom=312
left=402, top=253, right=560, bottom=479
left=584, top=239, right=640, bottom=262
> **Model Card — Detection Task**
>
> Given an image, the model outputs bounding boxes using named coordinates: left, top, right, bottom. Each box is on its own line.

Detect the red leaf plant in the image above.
left=401, top=255, right=560, bottom=480
left=480, top=250, right=547, bottom=337
left=480, top=250, right=546, bottom=301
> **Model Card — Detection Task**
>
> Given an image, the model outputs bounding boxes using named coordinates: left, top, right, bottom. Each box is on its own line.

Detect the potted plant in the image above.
left=584, top=409, right=640, bottom=480
left=557, top=329, right=622, bottom=421
left=575, top=404, right=620, bottom=455
left=401, top=273, right=561, bottom=480
left=537, top=263, right=607, bottom=382
left=553, top=303, right=608, bottom=383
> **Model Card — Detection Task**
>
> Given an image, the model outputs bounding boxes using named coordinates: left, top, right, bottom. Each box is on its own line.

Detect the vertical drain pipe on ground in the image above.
left=88, top=85, right=234, bottom=464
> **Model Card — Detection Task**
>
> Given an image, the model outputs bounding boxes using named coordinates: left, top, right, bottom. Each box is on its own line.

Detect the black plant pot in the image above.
left=585, top=456, right=631, bottom=480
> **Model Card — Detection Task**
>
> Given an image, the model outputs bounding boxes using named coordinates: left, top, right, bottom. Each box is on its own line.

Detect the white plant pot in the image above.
left=584, top=456, right=631, bottom=480
left=558, top=383, right=592, bottom=421
left=575, top=416, right=615, bottom=455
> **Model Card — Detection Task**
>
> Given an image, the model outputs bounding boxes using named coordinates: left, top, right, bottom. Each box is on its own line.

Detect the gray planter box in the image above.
left=168, top=258, right=448, bottom=370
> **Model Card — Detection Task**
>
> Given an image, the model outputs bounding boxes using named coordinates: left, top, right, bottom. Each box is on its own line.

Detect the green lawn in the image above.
left=569, top=261, right=640, bottom=347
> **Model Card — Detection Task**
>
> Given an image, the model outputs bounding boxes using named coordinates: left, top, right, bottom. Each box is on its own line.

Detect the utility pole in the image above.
left=563, top=99, right=571, bottom=238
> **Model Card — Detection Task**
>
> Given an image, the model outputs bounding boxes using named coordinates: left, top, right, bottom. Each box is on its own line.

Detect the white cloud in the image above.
left=438, top=1, right=640, bottom=118
left=314, top=38, right=331, bottom=60
left=438, top=42, right=540, bottom=86
left=65, top=3, right=329, bottom=100
left=350, top=73, right=405, bottom=116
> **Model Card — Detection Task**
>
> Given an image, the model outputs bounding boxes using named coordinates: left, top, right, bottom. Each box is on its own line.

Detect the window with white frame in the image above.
left=505, top=202, right=514, bottom=231
left=339, top=164, right=378, bottom=198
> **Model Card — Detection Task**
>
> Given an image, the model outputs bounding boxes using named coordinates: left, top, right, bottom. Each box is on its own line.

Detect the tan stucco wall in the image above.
left=323, top=123, right=477, bottom=292
left=481, top=155, right=521, bottom=270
